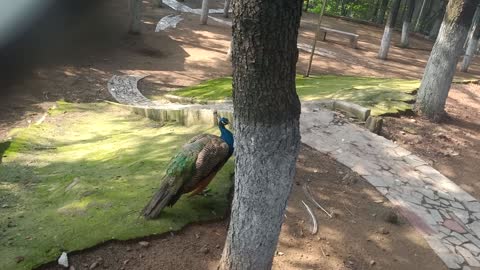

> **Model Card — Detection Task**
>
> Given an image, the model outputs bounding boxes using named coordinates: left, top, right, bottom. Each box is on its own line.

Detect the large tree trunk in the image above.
left=128, top=0, right=142, bottom=34
left=218, top=0, right=303, bottom=269
left=415, top=0, right=478, bottom=121
left=461, top=4, right=480, bottom=71
left=200, top=0, right=209, bottom=25
left=378, top=0, right=401, bottom=59
left=376, top=0, right=389, bottom=24
left=400, top=0, right=415, bottom=47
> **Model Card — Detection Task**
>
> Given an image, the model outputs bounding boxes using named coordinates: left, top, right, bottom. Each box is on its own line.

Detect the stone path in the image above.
left=109, top=74, right=480, bottom=269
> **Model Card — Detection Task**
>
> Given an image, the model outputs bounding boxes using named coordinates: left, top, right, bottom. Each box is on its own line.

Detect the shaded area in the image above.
left=171, top=75, right=420, bottom=115
left=0, top=102, right=233, bottom=270
left=39, top=145, right=446, bottom=270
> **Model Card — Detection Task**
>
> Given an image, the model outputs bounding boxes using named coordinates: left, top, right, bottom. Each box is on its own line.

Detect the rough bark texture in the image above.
left=461, top=5, right=480, bottom=71
left=224, top=0, right=232, bottom=18
left=200, top=0, right=209, bottom=25
left=218, top=0, right=303, bottom=269
left=400, top=0, right=415, bottom=47
left=378, top=0, right=401, bottom=59
left=376, top=0, right=389, bottom=24
left=416, top=0, right=479, bottom=121
left=129, top=0, right=142, bottom=34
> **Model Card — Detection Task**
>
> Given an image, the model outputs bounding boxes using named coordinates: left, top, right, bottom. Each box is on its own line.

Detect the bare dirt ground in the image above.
left=39, top=145, right=445, bottom=270
left=0, top=0, right=478, bottom=269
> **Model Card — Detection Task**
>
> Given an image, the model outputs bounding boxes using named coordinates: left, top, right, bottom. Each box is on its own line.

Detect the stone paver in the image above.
left=108, top=74, right=480, bottom=269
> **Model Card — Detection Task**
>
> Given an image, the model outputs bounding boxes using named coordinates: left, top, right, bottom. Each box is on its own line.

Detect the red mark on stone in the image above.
left=443, top=219, right=467, bottom=234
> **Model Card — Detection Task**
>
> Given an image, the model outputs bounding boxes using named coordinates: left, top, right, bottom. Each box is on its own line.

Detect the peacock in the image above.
left=142, top=114, right=234, bottom=219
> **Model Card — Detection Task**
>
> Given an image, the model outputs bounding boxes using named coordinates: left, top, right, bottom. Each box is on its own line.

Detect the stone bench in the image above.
left=318, top=27, right=359, bottom=49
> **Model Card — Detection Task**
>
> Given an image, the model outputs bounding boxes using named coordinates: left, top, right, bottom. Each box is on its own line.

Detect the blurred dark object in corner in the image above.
left=0, top=0, right=124, bottom=93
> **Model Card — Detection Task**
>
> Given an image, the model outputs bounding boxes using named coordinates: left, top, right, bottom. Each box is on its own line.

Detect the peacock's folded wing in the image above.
left=181, top=134, right=230, bottom=192
left=142, top=134, right=229, bottom=219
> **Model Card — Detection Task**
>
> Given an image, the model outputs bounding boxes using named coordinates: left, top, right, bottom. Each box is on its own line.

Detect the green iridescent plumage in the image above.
left=142, top=118, right=233, bottom=219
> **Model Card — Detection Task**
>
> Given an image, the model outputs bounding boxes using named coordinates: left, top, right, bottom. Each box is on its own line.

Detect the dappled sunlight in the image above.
left=0, top=102, right=234, bottom=269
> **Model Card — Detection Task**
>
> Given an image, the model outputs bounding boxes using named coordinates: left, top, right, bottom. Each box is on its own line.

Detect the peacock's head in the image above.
left=218, top=117, right=229, bottom=126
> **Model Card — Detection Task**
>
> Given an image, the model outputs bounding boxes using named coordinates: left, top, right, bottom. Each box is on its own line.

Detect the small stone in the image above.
left=69, top=266, right=76, bottom=270
left=15, top=256, right=24, bottom=263
left=2, top=204, right=9, bottom=208
left=444, top=219, right=467, bottom=234
left=138, top=241, right=150, bottom=247
left=126, top=247, right=132, bottom=252
left=89, top=262, right=99, bottom=269
left=384, top=211, right=399, bottom=224
left=58, top=252, right=69, bottom=268
left=195, top=233, right=200, bottom=239
left=215, top=244, right=221, bottom=249
left=370, top=260, right=376, bottom=266
left=123, top=259, right=129, bottom=265
left=379, top=227, right=389, bottom=235
left=277, top=251, right=285, bottom=256
left=200, top=246, right=210, bottom=254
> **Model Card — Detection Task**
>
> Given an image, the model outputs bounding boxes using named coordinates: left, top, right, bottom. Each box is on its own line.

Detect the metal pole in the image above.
left=305, top=0, right=327, bottom=77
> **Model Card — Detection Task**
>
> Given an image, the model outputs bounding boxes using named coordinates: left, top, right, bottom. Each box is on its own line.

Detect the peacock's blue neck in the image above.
left=219, top=124, right=234, bottom=156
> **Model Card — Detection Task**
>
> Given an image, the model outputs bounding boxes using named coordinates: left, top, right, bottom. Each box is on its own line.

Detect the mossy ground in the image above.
left=0, top=102, right=233, bottom=270
left=171, top=75, right=421, bottom=115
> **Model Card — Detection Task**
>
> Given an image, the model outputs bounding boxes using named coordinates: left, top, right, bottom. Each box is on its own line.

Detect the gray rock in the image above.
left=463, top=243, right=480, bottom=256
left=456, top=246, right=480, bottom=267
left=365, top=116, right=383, bottom=134
left=58, top=252, right=68, bottom=268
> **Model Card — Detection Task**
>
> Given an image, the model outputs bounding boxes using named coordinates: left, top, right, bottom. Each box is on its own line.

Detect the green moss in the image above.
left=0, top=103, right=233, bottom=270
left=171, top=75, right=420, bottom=115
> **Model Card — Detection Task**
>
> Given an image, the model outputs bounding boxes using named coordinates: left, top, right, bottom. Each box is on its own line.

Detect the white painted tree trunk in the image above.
left=400, top=22, right=410, bottom=47
left=378, top=26, right=393, bottom=59
left=223, top=0, right=232, bottom=18
left=129, top=0, right=142, bottom=34
left=226, top=40, right=232, bottom=61
left=378, top=0, right=401, bottom=60
left=461, top=5, right=480, bottom=72
left=218, top=0, right=302, bottom=269
left=416, top=0, right=477, bottom=121
left=200, top=0, right=209, bottom=25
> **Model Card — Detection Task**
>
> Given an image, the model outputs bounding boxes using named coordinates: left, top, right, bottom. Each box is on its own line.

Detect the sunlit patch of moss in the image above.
left=171, top=75, right=420, bottom=115
left=0, top=102, right=233, bottom=270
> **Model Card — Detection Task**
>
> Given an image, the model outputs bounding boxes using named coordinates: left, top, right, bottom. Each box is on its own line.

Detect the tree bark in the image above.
left=376, top=0, right=389, bottom=24
left=200, top=0, right=209, bottom=25
left=129, top=0, right=142, bottom=34
left=415, top=0, right=479, bottom=121
left=428, top=0, right=448, bottom=39
left=224, top=0, right=232, bottom=18
left=378, top=0, right=401, bottom=59
left=400, top=0, right=415, bottom=47
left=461, top=4, right=480, bottom=71
left=218, top=0, right=302, bottom=269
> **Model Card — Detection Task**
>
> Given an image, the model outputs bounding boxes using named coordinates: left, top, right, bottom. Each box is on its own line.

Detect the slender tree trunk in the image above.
left=428, top=0, right=448, bottom=39
left=304, top=0, right=310, bottom=11
left=224, top=0, right=232, bottom=18
left=400, top=0, right=415, bottom=47
left=372, top=0, right=380, bottom=22
left=218, top=0, right=302, bottom=269
left=415, top=0, right=478, bottom=121
left=129, top=0, right=142, bottom=34
left=461, top=5, right=480, bottom=71
left=376, top=0, right=389, bottom=24
left=200, top=0, right=209, bottom=25
left=378, top=0, right=401, bottom=59
left=414, top=0, right=429, bottom=32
